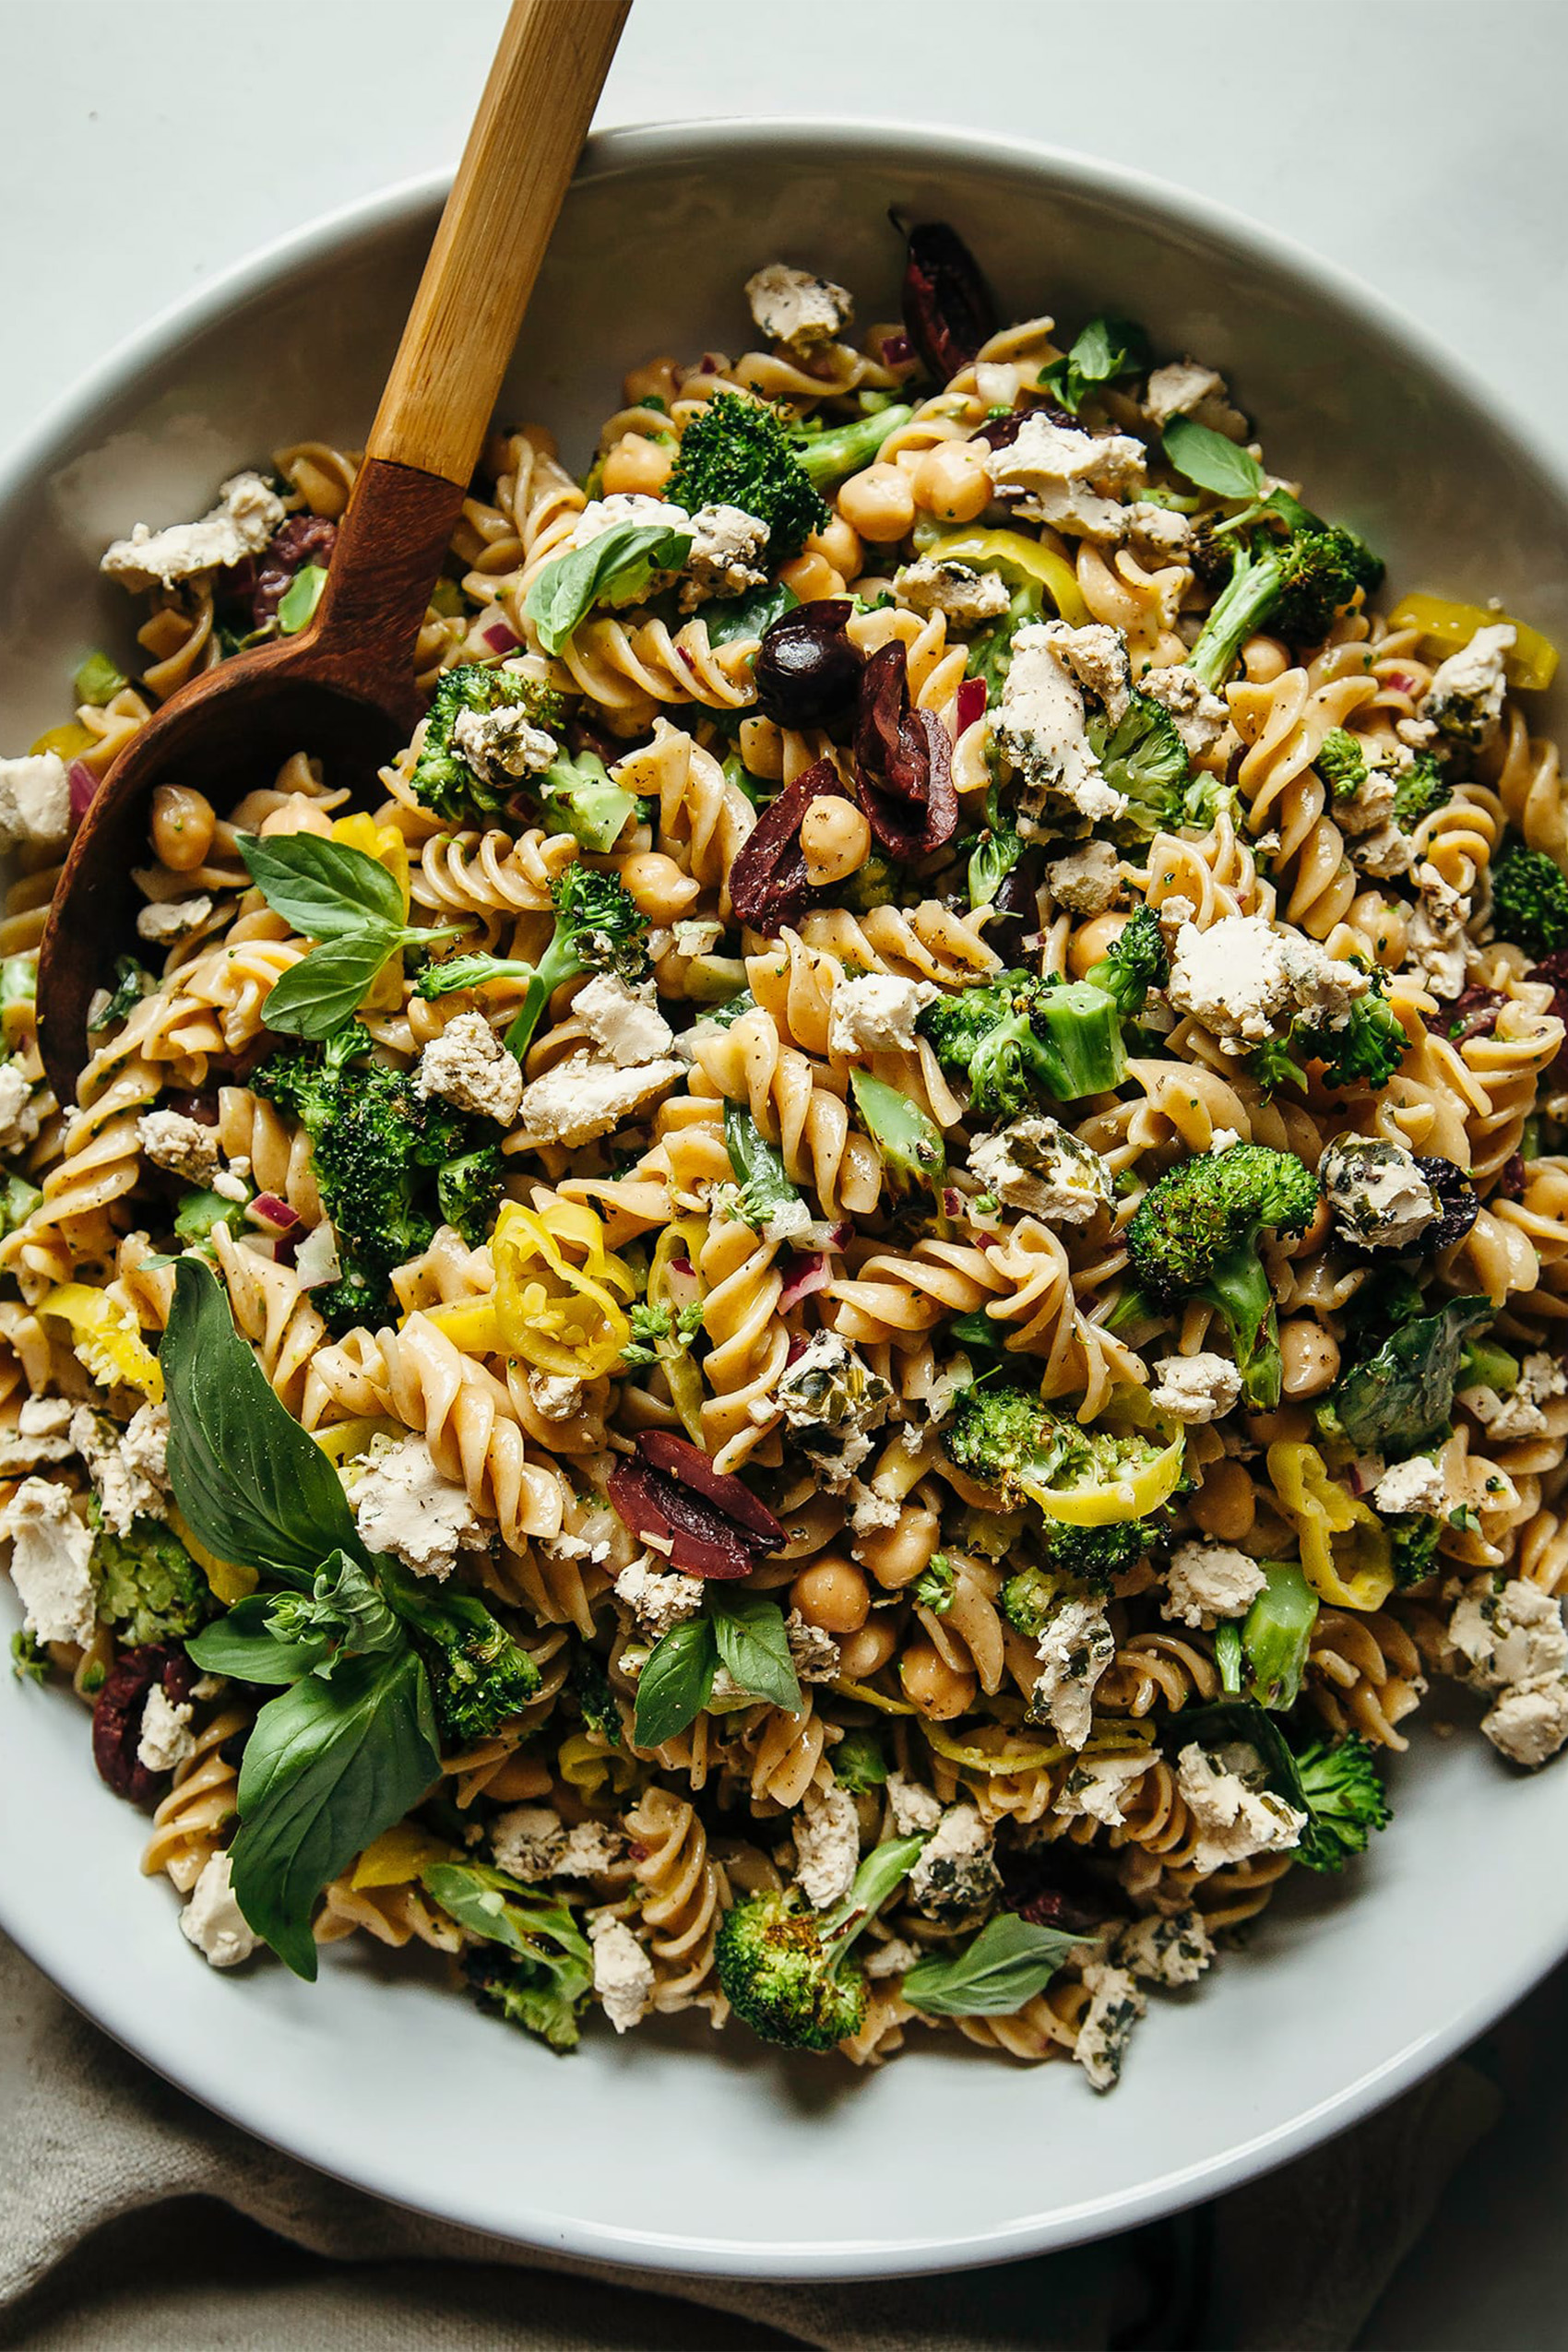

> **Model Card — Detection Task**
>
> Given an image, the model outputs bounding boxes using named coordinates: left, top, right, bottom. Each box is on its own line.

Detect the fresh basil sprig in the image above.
left=524, top=521, right=694, bottom=658
left=724, top=1101, right=802, bottom=1231
left=421, top=1861, right=594, bottom=2049
left=265, top=1550, right=404, bottom=1674
left=239, top=834, right=459, bottom=1040
left=632, top=1591, right=802, bottom=1749
left=1040, top=315, right=1151, bottom=416
left=1161, top=417, right=1266, bottom=503
left=902, top=1913, right=1090, bottom=2017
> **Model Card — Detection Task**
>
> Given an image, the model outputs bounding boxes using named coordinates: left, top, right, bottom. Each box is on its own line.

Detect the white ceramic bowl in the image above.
left=3, top=123, right=1566, bottom=2281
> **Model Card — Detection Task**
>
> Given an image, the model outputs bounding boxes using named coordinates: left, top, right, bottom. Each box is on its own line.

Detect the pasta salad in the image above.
left=3, top=218, right=1566, bottom=2087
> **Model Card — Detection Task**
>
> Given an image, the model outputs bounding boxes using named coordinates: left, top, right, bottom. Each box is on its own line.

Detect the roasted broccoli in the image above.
left=462, top=1942, right=589, bottom=2052
left=831, top=1728, right=887, bottom=1794
left=663, top=391, right=827, bottom=563
left=1315, top=728, right=1367, bottom=799
left=715, top=1836, right=924, bottom=2052
left=92, top=1516, right=213, bottom=1645
left=918, top=968, right=1130, bottom=1119
left=1001, top=1521, right=1151, bottom=1629
left=1189, top=521, right=1384, bottom=691
left=439, top=1867, right=595, bottom=2050
left=785, top=402, right=916, bottom=492
left=1083, top=906, right=1169, bottom=1016
left=1392, top=750, right=1452, bottom=830
left=1303, top=978, right=1409, bottom=1091
left=1387, top=1513, right=1444, bottom=1588
left=944, top=1383, right=1170, bottom=1518
left=380, top=1562, right=540, bottom=1746
left=408, top=663, right=566, bottom=823
left=912, top=1552, right=956, bottom=1613
left=417, top=862, right=649, bottom=1059
left=255, top=1032, right=504, bottom=1332
left=1126, top=1144, right=1318, bottom=1408
left=1491, top=843, right=1568, bottom=958
left=1292, top=1732, right=1391, bottom=1872
left=1089, top=693, right=1194, bottom=840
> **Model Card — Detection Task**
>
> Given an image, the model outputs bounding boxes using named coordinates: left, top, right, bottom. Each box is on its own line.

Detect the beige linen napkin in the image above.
left=0, top=1930, right=1496, bottom=2351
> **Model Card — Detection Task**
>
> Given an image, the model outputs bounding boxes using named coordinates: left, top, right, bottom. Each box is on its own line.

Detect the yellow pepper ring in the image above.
left=923, top=528, right=1090, bottom=628
left=1020, top=1426, right=1186, bottom=1526
left=1390, top=592, right=1558, bottom=694
left=489, top=1200, right=633, bottom=1378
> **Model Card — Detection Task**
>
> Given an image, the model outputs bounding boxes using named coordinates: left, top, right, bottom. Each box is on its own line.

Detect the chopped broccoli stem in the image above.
left=787, top=405, right=916, bottom=491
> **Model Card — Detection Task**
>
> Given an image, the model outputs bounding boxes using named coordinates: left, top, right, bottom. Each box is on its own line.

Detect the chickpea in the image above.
left=622, top=357, right=682, bottom=409
left=617, top=849, right=701, bottom=921
left=1190, top=1456, right=1256, bottom=1544
left=1067, top=909, right=1130, bottom=978
left=1280, top=1317, right=1340, bottom=1399
left=790, top=1554, right=871, bottom=1634
left=778, top=552, right=845, bottom=601
left=258, top=798, right=333, bottom=840
left=835, top=463, right=916, bottom=544
left=600, top=433, right=674, bottom=496
left=911, top=438, right=991, bottom=524
left=801, top=795, right=872, bottom=887
left=837, top=1618, right=898, bottom=1680
left=806, top=514, right=862, bottom=580
left=857, top=1504, right=940, bottom=1591
left=149, top=784, right=215, bottom=872
left=900, top=1639, right=977, bottom=1720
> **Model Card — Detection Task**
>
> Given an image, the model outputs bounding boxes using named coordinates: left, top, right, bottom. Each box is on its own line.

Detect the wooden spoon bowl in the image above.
left=38, top=0, right=629, bottom=1104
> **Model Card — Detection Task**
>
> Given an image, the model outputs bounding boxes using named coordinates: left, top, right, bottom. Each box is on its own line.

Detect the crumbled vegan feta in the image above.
left=0, top=1396, right=76, bottom=1479
left=1167, top=913, right=1368, bottom=1051
left=70, top=1406, right=165, bottom=1538
left=491, top=1804, right=564, bottom=1882
left=861, top=1934, right=923, bottom=1979
left=348, top=1434, right=485, bottom=1579
left=1052, top=1752, right=1152, bottom=1828
left=1350, top=822, right=1415, bottom=882
left=1074, top=1962, right=1146, bottom=2091
left=785, top=1609, right=842, bottom=1685
left=1480, top=1678, right=1568, bottom=1771
left=567, top=490, right=690, bottom=552
left=1331, top=761, right=1398, bottom=839
left=1420, top=622, right=1515, bottom=750
left=179, top=1850, right=259, bottom=1968
left=886, top=1772, right=944, bottom=1837
left=513, top=1053, right=683, bottom=1147
left=527, top=1371, right=583, bottom=1422
left=1372, top=1455, right=1446, bottom=1516
left=293, top=1218, right=342, bottom=1291
left=967, top=1115, right=1113, bottom=1225
left=137, top=1109, right=221, bottom=1188
left=1447, top=1575, right=1568, bottom=1770
left=1175, top=1743, right=1307, bottom=1872
left=136, top=894, right=212, bottom=946
left=556, top=1820, right=625, bottom=1878
left=828, top=971, right=942, bottom=1058
left=1046, top=839, right=1123, bottom=917
left=1460, top=1351, right=1568, bottom=1443
left=137, top=1681, right=196, bottom=1776
left=0, top=753, right=70, bottom=849
left=993, top=624, right=1126, bottom=830
left=893, top=556, right=1011, bottom=626
left=588, top=1909, right=655, bottom=2033
left=1139, top=662, right=1229, bottom=760
left=573, top=973, right=675, bottom=1068
left=1049, top=622, right=1134, bottom=729
left=671, top=918, right=724, bottom=960
left=681, top=504, right=771, bottom=610
left=983, top=413, right=1147, bottom=540
left=1319, top=1135, right=1438, bottom=1252
left=450, top=702, right=558, bottom=787
left=1161, top=1538, right=1265, bottom=1631
left=0, top=1063, right=41, bottom=1153
left=101, top=470, right=286, bottom=592
left=908, top=1803, right=1001, bottom=1923
left=1144, top=359, right=1247, bottom=439
left=792, top=1779, right=861, bottom=1909
left=744, top=262, right=853, bottom=354
left=1116, top=1906, right=1216, bottom=1988
left=415, top=1011, right=524, bottom=1125
left=1402, top=901, right=1469, bottom=1001
left=613, top=1556, right=706, bottom=1641
left=3, top=1477, right=95, bottom=1645
left=1148, top=1351, right=1242, bottom=1426
left=774, top=1332, right=893, bottom=1490
left=1028, top=1598, right=1116, bottom=1751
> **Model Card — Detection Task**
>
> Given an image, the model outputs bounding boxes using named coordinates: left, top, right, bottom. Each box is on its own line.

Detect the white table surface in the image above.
left=3, top=2, right=1566, bottom=2341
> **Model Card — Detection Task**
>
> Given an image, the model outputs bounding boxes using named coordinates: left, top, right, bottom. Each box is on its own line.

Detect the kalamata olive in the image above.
left=853, top=641, right=958, bottom=861
left=251, top=514, right=337, bottom=629
left=899, top=219, right=998, bottom=384
left=92, top=1644, right=196, bottom=1805
left=608, top=1431, right=782, bottom=1580
left=753, top=600, right=863, bottom=728
left=1414, top=1155, right=1479, bottom=1251
left=985, top=850, right=1043, bottom=967
left=728, top=756, right=845, bottom=936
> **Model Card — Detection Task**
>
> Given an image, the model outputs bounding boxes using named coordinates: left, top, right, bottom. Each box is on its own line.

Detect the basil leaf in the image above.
left=704, top=579, right=797, bottom=648
left=709, top=1592, right=802, bottom=1715
left=1040, top=315, right=1150, bottom=415
left=632, top=1616, right=716, bottom=1747
left=261, top=924, right=404, bottom=1039
left=239, top=831, right=404, bottom=937
left=164, top=1257, right=362, bottom=1585
left=277, top=563, right=328, bottom=636
left=1161, top=417, right=1265, bottom=503
left=231, top=1644, right=437, bottom=1978
left=1324, top=1296, right=1493, bottom=1455
left=421, top=1860, right=592, bottom=1968
left=186, top=1594, right=329, bottom=1685
left=724, top=1099, right=802, bottom=1229
left=266, top=1550, right=404, bottom=1676
left=903, top=1913, right=1087, bottom=2016
left=524, top=522, right=694, bottom=657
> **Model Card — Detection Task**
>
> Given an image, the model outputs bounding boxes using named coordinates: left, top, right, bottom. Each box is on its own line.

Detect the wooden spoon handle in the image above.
left=366, top=0, right=629, bottom=485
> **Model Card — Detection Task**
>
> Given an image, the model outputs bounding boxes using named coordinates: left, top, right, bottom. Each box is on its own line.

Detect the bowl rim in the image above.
left=4, top=113, right=1566, bottom=2280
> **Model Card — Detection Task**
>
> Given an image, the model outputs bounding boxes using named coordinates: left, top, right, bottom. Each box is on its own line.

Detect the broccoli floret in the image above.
left=1292, top=1732, right=1391, bottom=1872
left=92, top=1516, right=213, bottom=1645
left=381, top=1562, right=540, bottom=1747
left=784, top=403, right=916, bottom=492
left=1189, top=523, right=1384, bottom=692
left=1387, top=1513, right=1444, bottom=1589
left=462, top=1942, right=588, bottom=2052
left=11, top=1626, right=49, bottom=1683
left=1392, top=751, right=1452, bottom=831
left=1315, top=728, right=1367, bottom=798
left=1088, top=693, right=1193, bottom=841
left=534, top=747, right=641, bottom=854
left=1050, top=1518, right=1153, bottom=1587
left=1301, top=978, right=1409, bottom=1091
left=255, top=1037, right=502, bottom=1333
left=663, top=392, right=827, bottom=564
left=1247, top=1033, right=1307, bottom=1099
left=1126, top=1144, right=1318, bottom=1408
left=944, top=1384, right=1168, bottom=1519
left=435, top=1149, right=505, bottom=1248
left=1083, top=906, right=1169, bottom=1016
left=831, top=1729, right=887, bottom=1794
left=1491, top=844, right=1568, bottom=958
left=715, top=1836, right=923, bottom=2053
left=417, top=862, right=649, bottom=1060
left=912, top=1552, right=956, bottom=1613
left=409, top=664, right=566, bottom=823
left=918, top=968, right=1130, bottom=1120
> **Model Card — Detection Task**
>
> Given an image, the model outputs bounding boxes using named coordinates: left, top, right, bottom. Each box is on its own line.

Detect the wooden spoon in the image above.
left=38, top=0, right=629, bottom=1104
